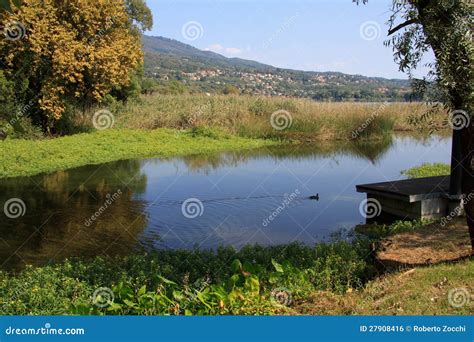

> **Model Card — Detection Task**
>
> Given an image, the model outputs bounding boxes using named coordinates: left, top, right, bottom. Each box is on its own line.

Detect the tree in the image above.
left=222, top=85, right=240, bottom=95
left=355, top=0, right=473, bottom=250
left=0, top=0, right=151, bottom=132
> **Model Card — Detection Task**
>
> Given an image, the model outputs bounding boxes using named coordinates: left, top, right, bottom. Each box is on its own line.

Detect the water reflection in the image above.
left=0, top=135, right=450, bottom=270
left=180, top=137, right=394, bottom=173
left=0, top=160, right=148, bottom=270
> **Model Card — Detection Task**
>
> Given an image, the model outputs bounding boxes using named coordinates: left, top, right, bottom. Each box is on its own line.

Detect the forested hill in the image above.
left=142, top=35, right=415, bottom=101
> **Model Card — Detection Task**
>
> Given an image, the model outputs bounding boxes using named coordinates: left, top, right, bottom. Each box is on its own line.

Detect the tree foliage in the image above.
left=355, top=0, right=473, bottom=112
left=355, top=0, right=474, bottom=249
left=0, top=0, right=151, bottom=131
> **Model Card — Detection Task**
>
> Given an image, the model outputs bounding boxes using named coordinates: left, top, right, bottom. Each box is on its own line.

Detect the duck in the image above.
left=309, top=194, right=319, bottom=201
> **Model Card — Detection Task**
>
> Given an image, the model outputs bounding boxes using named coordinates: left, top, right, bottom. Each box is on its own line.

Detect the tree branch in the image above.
left=388, top=18, right=418, bottom=35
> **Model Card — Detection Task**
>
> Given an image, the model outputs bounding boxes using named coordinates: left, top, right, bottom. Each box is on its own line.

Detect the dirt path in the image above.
left=377, top=219, right=472, bottom=267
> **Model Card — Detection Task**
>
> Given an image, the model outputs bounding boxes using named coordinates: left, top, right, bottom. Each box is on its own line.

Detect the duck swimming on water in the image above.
left=309, top=194, right=319, bottom=201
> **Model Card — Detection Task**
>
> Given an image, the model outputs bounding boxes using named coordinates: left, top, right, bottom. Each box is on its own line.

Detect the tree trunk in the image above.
left=414, top=1, right=474, bottom=251
left=461, top=126, right=474, bottom=251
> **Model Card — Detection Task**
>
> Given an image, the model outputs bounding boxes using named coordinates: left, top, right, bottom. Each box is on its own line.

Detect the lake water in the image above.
left=0, top=134, right=451, bottom=270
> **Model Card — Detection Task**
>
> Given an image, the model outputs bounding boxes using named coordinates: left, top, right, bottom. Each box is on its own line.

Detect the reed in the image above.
left=112, top=94, right=447, bottom=141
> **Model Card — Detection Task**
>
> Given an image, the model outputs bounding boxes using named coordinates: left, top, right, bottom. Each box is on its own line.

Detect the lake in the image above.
left=0, top=134, right=450, bottom=270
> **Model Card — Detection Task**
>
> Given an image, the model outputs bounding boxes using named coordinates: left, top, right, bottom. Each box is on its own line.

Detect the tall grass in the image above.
left=110, top=94, right=446, bottom=141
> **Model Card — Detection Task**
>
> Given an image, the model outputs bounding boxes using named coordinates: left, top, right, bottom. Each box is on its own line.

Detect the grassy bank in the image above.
left=0, top=128, right=276, bottom=179
left=0, top=241, right=373, bottom=315
left=100, top=95, right=446, bottom=141
left=1, top=217, right=471, bottom=316
left=401, top=162, right=450, bottom=179
left=1, top=228, right=471, bottom=315
left=295, top=258, right=473, bottom=315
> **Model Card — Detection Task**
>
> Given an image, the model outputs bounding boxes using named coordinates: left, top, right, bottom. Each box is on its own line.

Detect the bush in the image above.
left=401, top=163, right=450, bottom=179
left=0, top=241, right=374, bottom=315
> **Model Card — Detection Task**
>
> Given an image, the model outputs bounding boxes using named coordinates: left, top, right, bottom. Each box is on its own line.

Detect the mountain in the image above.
left=142, top=35, right=414, bottom=101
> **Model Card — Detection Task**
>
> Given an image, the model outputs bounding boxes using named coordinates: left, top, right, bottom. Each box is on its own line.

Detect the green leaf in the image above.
left=172, top=290, right=184, bottom=301
left=137, top=285, right=147, bottom=297
left=231, top=259, right=242, bottom=273
left=245, top=276, right=260, bottom=293
left=156, top=275, right=177, bottom=286
left=107, top=303, right=123, bottom=312
left=268, top=272, right=280, bottom=284
left=123, top=299, right=137, bottom=308
left=271, top=259, right=284, bottom=273
left=0, top=0, right=12, bottom=12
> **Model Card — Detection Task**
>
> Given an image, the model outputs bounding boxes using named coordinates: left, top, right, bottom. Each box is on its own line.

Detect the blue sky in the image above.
left=146, top=0, right=431, bottom=79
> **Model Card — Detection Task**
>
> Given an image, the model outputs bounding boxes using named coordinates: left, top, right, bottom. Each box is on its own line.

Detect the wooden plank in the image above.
left=356, top=176, right=450, bottom=203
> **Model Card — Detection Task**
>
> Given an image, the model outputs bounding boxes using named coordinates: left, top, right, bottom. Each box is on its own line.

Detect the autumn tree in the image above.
left=356, top=0, right=474, bottom=250
left=0, top=0, right=152, bottom=132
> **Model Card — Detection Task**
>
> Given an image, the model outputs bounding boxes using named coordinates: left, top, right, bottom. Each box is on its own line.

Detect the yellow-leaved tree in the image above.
left=0, top=0, right=151, bottom=131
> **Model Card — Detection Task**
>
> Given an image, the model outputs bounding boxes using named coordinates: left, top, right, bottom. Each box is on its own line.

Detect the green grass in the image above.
left=0, top=128, right=277, bottom=179
left=401, top=163, right=450, bottom=179
left=1, top=238, right=471, bottom=315
left=296, top=258, right=474, bottom=315
left=1, top=218, right=471, bottom=315
left=0, top=241, right=373, bottom=315
left=355, top=219, right=433, bottom=239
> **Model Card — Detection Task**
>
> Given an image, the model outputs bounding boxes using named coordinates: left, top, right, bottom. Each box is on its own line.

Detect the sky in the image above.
left=146, top=0, right=433, bottom=79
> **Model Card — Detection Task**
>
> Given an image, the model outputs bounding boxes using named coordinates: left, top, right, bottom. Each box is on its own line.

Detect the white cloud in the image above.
left=225, top=47, right=242, bottom=55
left=205, top=44, right=242, bottom=55
left=205, top=44, right=224, bottom=52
